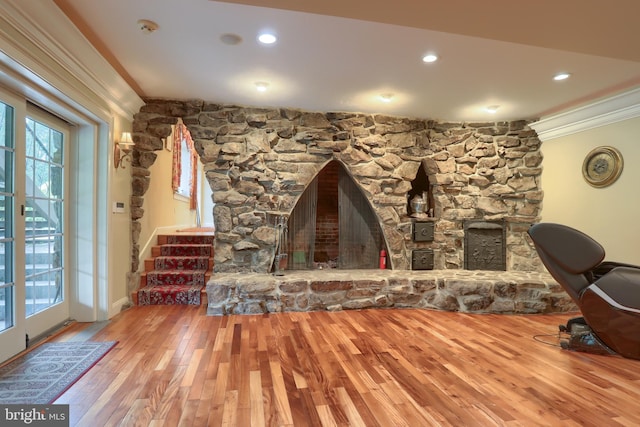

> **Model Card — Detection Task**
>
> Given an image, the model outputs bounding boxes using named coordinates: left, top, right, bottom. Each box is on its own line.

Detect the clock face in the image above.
left=582, top=146, right=623, bottom=187
left=588, top=154, right=611, bottom=178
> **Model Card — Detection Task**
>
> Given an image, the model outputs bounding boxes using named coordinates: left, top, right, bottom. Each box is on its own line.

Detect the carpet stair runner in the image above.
left=136, top=234, right=214, bottom=305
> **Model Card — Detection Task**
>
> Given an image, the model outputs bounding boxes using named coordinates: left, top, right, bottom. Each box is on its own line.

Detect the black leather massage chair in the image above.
left=528, top=222, right=640, bottom=359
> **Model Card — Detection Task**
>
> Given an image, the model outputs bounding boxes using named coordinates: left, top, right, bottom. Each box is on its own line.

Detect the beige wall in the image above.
left=540, top=116, right=640, bottom=265
left=110, top=118, right=135, bottom=307
left=137, top=126, right=201, bottom=266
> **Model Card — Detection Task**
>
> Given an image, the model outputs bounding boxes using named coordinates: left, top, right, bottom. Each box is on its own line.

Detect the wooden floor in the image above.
left=51, top=305, right=640, bottom=426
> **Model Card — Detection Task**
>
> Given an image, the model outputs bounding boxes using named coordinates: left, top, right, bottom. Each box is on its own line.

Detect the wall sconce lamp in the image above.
left=114, top=132, right=134, bottom=169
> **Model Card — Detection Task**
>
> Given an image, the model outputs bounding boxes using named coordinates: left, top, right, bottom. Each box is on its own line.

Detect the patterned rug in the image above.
left=137, top=283, right=204, bottom=305
left=160, top=243, right=212, bottom=256
left=153, top=256, right=210, bottom=270
left=0, top=341, right=117, bottom=404
left=137, top=234, right=213, bottom=305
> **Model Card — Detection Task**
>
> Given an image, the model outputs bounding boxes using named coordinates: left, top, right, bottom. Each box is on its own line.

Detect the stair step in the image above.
left=151, top=256, right=212, bottom=271
left=157, top=234, right=214, bottom=245
left=151, top=244, right=213, bottom=257
left=137, top=283, right=205, bottom=305
left=144, top=257, right=214, bottom=272
left=140, top=270, right=212, bottom=288
left=145, top=270, right=207, bottom=285
left=136, top=233, right=214, bottom=306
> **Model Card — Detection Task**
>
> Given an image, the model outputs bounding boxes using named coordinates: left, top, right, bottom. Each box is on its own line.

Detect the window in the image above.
left=175, top=135, right=192, bottom=199
left=25, top=116, right=65, bottom=316
left=171, top=122, right=197, bottom=211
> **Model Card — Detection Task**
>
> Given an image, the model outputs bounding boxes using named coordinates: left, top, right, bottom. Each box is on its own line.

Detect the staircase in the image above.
left=136, top=234, right=214, bottom=306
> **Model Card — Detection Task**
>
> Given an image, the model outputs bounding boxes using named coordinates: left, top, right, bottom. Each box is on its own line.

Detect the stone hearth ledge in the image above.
left=206, top=270, right=574, bottom=316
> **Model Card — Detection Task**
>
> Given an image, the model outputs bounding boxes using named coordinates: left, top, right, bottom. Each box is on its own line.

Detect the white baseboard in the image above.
left=110, top=297, right=131, bottom=317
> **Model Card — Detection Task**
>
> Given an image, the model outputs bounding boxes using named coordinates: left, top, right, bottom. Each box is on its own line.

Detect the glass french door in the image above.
left=24, top=108, right=69, bottom=337
left=0, top=90, right=69, bottom=362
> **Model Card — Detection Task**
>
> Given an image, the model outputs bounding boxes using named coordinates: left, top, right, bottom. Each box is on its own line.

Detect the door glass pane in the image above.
left=0, top=101, right=15, bottom=332
left=25, top=117, right=63, bottom=317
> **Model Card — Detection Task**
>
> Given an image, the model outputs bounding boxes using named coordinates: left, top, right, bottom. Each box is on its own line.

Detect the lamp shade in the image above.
left=120, top=132, right=133, bottom=144
left=119, top=132, right=134, bottom=152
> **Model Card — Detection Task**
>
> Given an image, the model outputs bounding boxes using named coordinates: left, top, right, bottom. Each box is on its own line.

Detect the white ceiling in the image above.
left=54, top=0, right=640, bottom=122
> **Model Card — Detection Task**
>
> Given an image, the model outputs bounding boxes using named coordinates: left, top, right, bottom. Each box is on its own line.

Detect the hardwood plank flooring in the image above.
left=49, top=305, right=640, bottom=426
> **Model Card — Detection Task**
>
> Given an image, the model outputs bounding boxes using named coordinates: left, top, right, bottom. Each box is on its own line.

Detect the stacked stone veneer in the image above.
left=128, top=98, right=566, bottom=314
left=206, top=270, right=573, bottom=315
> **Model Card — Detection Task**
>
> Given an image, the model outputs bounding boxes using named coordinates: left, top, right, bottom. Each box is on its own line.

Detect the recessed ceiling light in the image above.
left=485, top=105, right=500, bottom=114
left=137, top=19, right=159, bottom=34
left=258, top=33, right=277, bottom=44
left=422, top=54, right=438, bottom=63
left=553, top=72, right=571, bottom=81
left=220, top=33, right=242, bottom=45
left=379, top=93, right=394, bottom=103
left=255, top=82, right=269, bottom=92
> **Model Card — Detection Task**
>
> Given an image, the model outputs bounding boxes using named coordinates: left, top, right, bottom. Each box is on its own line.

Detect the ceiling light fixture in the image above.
left=255, top=82, right=269, bottom=92
left=258, top=33, right=277, bottom=44
left=137, top=19, right=159, bottom=34
left=379, top=93, right=394, bottom=103
left=485, top=105, right=500, bottom=114
left=553, top=72, right=571, bottom=81
left=422, top=54, right=438, bottom=63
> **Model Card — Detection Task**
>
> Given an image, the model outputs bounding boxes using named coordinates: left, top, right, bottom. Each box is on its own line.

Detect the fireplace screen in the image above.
left=286, top=161, right=384, bottom=269
left=464, top=220, right=506, bottom=271
left=287, top=177, right=318, bottom=270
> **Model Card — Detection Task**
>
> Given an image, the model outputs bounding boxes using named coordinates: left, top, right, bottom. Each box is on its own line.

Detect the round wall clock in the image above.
left=582, top=146, right=623, bottom=188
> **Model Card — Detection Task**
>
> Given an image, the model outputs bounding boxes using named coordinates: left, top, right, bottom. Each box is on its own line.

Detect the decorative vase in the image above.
left=410, top=194, right=428, bottom=218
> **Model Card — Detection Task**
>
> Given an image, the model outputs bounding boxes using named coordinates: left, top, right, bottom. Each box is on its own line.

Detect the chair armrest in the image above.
left=591, top=261, right=640, bottom=281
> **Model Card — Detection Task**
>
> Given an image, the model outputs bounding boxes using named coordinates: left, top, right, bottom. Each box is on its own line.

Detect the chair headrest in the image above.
left=528, top=223, right=605, bottom=274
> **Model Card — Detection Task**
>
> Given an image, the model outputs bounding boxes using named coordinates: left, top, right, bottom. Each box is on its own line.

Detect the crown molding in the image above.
left=530, top=87, right=640, bottom=141
left=0, top=0, right=143, bottom=120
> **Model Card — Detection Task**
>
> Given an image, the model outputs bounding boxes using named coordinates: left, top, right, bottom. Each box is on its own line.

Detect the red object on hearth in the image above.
left=379, top=249, right=387, bottom=269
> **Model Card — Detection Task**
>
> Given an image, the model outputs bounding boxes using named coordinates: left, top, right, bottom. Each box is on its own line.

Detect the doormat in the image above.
left=0, top=341, right=117, bottom=404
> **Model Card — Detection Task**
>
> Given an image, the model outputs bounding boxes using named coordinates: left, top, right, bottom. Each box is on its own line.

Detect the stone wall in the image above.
left=206, top=270, right=574, bottom=315
left=130, top=99, right=544, bottom=277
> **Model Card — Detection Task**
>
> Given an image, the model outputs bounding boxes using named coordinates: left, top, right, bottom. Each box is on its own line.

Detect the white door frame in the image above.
left=0, top=80, right=111, bottom=360
left=0, top=88, right=27, bottom=361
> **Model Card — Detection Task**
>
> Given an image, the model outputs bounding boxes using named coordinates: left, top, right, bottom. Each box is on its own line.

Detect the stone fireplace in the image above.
left=129, top=99, right=572, bottom=315
left=130, top=99, right=546, bottom=274
left=285, top=160, right=386, bottom=270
